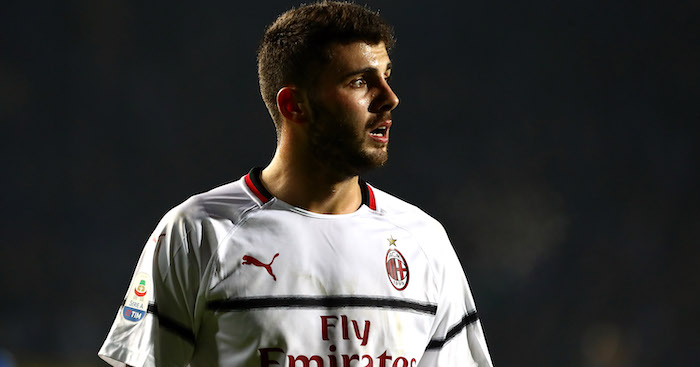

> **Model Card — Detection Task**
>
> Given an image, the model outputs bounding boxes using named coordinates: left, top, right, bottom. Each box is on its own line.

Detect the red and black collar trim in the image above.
left=244, top=167, right=377, bottom=210
left=245, top=167, right=273, bottom=204
left=359, top=178, right=376, bottom=210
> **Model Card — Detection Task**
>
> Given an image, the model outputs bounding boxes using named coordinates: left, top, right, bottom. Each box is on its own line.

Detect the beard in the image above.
left=306, top=100, right=389, bottom=178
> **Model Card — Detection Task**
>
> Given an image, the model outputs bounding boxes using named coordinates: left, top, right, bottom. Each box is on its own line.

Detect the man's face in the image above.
left=305, top=41, right=399, bottom=177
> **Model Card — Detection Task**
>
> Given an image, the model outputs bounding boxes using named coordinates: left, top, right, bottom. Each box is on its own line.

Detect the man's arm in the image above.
left=418, top=224, right=493, bottom=366
left=99, top=207, right=200, bottom=367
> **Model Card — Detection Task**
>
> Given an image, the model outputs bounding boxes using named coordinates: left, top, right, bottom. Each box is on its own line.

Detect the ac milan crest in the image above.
left=385, top=237, right=409, bottom=290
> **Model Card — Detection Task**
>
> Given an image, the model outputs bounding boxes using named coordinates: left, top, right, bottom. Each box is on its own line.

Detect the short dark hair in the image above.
left=257, top=1, right=395, bottom=130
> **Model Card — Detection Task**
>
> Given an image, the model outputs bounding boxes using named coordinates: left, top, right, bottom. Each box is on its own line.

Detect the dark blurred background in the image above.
left=1, top=0, right=698, bottom=366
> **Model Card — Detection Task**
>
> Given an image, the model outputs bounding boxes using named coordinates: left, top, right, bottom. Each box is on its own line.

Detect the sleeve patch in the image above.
left=122, top=272, right=152, bottom=322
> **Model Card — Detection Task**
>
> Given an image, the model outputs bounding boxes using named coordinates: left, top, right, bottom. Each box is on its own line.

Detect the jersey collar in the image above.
left=245, top=167, right=377, bottom=211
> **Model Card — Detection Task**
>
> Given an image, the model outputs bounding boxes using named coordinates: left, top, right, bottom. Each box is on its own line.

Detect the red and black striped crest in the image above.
left=385, top=248, right=409, bottom=291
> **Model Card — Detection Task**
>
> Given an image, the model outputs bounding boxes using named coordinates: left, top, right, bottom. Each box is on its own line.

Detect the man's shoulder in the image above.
left=371, top=186, right=447, bottom=235
left=164, top=176, right=259, bottom=226
left=370, top=185, right=458, bottom=267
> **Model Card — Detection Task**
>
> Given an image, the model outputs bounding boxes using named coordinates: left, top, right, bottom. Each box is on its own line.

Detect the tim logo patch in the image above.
left=123, top=306, right=145, bottom=322
left=386, top=248, right=409, bottom=290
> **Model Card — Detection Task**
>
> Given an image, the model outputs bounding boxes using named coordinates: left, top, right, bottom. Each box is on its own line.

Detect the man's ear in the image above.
left=276, top=86, right=309, bottom=123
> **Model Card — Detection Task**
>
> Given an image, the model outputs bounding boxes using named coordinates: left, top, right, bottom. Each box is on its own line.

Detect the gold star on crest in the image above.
left=387, top=236, right=397, bottom=246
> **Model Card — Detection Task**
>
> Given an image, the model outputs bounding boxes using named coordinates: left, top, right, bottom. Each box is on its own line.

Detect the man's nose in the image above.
left=370, top=80, right=399, bottom=112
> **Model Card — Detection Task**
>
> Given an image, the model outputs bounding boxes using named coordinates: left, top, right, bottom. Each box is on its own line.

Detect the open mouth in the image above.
left=368, top=121, right=391, bottom=143
left=369, top=126, right=388, bottom=137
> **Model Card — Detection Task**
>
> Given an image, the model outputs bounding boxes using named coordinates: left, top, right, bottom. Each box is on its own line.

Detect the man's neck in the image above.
left=260, top=154, right=363, bottom=214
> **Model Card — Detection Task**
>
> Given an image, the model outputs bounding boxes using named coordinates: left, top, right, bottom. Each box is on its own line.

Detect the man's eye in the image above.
left=350, top=78, right=367, bottom=88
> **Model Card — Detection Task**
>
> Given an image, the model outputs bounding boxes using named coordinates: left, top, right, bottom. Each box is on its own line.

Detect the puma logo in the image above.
left=242, top=253, right=280, bottom=281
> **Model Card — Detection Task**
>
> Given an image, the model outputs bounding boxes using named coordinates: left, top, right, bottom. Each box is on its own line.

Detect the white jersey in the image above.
left=99, top=168, right=493, bottom=367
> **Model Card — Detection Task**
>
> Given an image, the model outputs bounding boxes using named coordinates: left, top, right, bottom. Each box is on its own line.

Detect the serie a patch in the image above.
left=123, top=272, right=151, bottom=322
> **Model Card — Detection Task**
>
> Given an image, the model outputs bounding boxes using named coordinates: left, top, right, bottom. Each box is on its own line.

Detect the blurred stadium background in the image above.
left=1, top=0, right=698, bottom=366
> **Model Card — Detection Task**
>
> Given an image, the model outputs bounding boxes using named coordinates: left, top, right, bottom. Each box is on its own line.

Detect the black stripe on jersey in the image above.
left=425, top=311, right=479, bottom=350
left=149, top=304, right=196, bottom=345
left=120, top=300, right=195, bottom=345
left=207, top=296, right=438, bottom=315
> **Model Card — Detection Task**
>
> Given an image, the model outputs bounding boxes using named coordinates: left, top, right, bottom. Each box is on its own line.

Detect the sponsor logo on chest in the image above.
left=242, top=253, right=280, bottom=281
left=258, top=314, right=417, bottom=367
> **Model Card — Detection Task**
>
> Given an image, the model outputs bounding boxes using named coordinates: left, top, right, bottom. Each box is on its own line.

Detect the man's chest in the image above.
left=209, top=212, right=436, bottom=300
left=193, top=213, right=439, bottom=366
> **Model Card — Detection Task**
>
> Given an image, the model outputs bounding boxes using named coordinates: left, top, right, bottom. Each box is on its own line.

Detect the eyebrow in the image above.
left=341, top=63, right=393, bottom=80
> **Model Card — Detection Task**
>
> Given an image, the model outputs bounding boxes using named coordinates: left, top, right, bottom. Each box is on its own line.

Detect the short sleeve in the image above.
left=418, top=235, right=493, bottom=367
left=98, top=227, right=163, bottom=367
left=98, top=207, right=204, bottom=367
